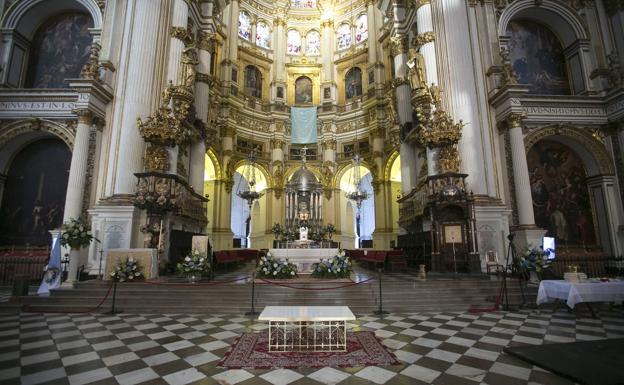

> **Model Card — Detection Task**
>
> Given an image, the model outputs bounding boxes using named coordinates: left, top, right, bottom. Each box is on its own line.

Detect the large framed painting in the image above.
left=295, top=76, right=313, bottom=104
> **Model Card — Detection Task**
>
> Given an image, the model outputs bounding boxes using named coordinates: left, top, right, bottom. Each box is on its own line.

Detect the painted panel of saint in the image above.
left=244, top=65, right=262, bottom=98
left=506, top=20, right=570, bottom=95
left=27, top=13, right=93, bottom=88
left=345, top=67, right=362, bottom=100
left=527, top=140, right=596, bottom=247
left=295, top=76, right=313, bottom=104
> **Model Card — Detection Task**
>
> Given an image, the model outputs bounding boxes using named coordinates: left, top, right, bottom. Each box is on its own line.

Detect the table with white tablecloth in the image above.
left=537, top=280, right=624, bottom=308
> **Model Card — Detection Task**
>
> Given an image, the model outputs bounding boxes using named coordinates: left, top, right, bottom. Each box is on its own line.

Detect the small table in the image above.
left=258, top=306, right=356, bottom=352
left=537, top=280, right=624, bottom=317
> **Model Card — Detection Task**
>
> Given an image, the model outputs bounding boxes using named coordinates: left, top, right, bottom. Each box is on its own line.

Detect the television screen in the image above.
left=542, top=237, right=556, bottom=260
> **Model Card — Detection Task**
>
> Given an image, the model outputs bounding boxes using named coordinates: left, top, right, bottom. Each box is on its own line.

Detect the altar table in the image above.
left=258, top=306, right=356, bottom=352
left=269, top=248, right=339, bottom=273
left=537, top=280, right=624, bottom=312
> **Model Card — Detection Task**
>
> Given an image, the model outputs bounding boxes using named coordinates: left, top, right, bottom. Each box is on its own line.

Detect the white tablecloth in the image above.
left=537, top=280, right=624, bottom=308
left=269, top=248, right=339, bottom=273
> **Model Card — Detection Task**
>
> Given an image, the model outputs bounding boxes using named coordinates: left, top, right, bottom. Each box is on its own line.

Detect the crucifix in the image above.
left=300, top=145, right=308, bottom=164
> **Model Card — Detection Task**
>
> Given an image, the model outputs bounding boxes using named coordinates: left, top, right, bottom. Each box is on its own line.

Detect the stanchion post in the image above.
left=373, top=267, right=389, bottom=315
left=107, top=279, right=121, bottom=314
left=245, top=272, right=259, bottom=316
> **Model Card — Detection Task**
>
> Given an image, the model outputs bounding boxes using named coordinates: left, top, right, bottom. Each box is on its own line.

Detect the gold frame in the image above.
left=286, top=63, right=322, bottom=105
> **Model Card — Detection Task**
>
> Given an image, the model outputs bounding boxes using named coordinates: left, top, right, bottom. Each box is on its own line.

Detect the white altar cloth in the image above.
left=259, top=306, right=356, bottom=322
left=269, top=248, right=339, bottom=273
left=537, top=279, right=624, bottom=308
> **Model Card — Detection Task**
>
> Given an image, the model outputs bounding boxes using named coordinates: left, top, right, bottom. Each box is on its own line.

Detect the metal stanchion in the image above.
left=373, top=268, right=389, bottom=315
left=245, top=272, right=259, bottom=316
left=107, top=279, right=121, bottom=314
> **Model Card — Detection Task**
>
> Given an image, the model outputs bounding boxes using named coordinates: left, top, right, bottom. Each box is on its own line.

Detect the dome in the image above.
left=288, top=166, right=320, bottom=191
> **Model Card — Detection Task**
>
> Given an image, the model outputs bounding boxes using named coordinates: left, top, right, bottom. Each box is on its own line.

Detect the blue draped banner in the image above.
left=290, top=107, right=317, bottom=144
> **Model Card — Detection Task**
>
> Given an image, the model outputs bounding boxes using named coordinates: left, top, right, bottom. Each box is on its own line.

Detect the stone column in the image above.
left=227, top=0, right=240, bottom=83
left=211, top=127, right=235, bottom=250
left=274, top=18, right=286, bottom=81
left=321, top=20, right=335, bottom=98
left=64, top=110, right=93, bottom=221
left=366, top=0, right=381, bottom=85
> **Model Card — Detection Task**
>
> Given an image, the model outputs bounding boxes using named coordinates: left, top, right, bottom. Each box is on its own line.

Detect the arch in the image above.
left=1, top=0, right=103, bottom=37
left=497, top=0, right=588, bottom=47
left=232, top=158, right=273, bottom=190
left=345, top=67, right=363, bottom=100
left=284, top=164, right=323, bottom=185
left=384, top=150, right=400, bottom=181
left=206, top=148, right=222, bottom=180
left=523, top=124, right=614, bottom=176
left=335, top=160, right=374, bottom=190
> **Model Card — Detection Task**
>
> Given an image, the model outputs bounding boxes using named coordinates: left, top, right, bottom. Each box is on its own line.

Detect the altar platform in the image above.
left=269, top=248, right=339, bottom=273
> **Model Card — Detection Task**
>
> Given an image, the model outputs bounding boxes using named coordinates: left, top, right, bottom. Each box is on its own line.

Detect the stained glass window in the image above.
left=287, top=29, right=302, bottom=55
left=355, top=14, right=368, bottom=44
left=291, top=0, right=316, bottom=8
left=238, top=11, right=251, bottom=40
left=306, top=30, right=321, bottom=56
left=336, top=24, right=351, bottom=50
left=256, top=21, right=271, bottom=48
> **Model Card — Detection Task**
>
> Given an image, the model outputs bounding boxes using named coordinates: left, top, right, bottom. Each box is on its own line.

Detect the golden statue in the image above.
left=180, top=45, right=199, bottom=88
left=407, top=47, right=427, bottom=90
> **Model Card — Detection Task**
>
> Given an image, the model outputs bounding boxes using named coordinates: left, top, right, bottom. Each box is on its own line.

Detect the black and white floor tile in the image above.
left=0, top=308, right=623, bottom=385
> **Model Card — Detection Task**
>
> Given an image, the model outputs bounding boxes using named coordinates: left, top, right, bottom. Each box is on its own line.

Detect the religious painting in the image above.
left=306, top=31, right=321, bottom=56
left=0, top=139, right=71, bottom=246
left=355, top=14, right=368, bottom=44
left=287, top=30, right=302, bottom=55
left=244, top=65, right=262, bottom=98
left=27, top=13, right=93, bottom=88
left=231, top=68, right=238, bottom=82
left=506, top=20, right=570, bottom=95
left=238, top=11, right=251, bottom=40
left=323, top=87, right=331, bottom=99
left=295, top=76, right=313, bottom=104
left=527, top=140, right=596, bottom=247
left=277, top=86, right=284, bottom=99
left=256, top=21, right=271, bottom=49
left=345, top=67, right=362, bottom=100
left=337, top=24, right=351, bottom=50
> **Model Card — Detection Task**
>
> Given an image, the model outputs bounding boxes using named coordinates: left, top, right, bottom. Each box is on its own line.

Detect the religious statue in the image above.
left=299, top=226, right=308, bottom=241
left=385, top=94, right=398, bottom=124
left=180, top=45, right=199, bottom=88
left=407, top=47, right=427, bottom=90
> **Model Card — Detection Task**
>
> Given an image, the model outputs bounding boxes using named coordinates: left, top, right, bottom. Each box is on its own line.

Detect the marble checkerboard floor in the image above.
left=0, top=308, right=623, bottom=385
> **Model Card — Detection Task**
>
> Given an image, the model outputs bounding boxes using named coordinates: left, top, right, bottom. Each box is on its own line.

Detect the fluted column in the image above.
left=64, top=110, right=93, bottom=221
left=366, top=0, right=381, bottom=85
left=321, top=20, right=334, bottom=97
left=108, top=0, right=165, bottom=195
left=228, top=0, right=239, bottom=62
left=274, top=18, right=286, bottom=81
left=506, top=114, right=535, bottom=227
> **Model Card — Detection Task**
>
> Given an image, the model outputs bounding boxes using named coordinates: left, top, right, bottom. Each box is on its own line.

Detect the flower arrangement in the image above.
left=271, top=223, right=284, bottom=240
left=311, top=250, right=352, bottom=278
left=177, top=250, right=211, bottom=279
left=520, top=246, right=553, bottom=275
left=323, top=224, right=336, bottom=240
left=110, top=257, right=144, bottom=282
left=257, top=252, right=298, bottom=279
left=60, top=218, right=98, bottom=249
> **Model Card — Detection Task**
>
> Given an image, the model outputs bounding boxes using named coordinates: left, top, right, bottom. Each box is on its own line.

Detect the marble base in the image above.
left=269, top=248, right=339, bottom=273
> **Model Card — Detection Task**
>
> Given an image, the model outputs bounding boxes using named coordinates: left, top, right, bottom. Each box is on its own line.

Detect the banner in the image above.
left=290, top=107, right=317, bottom=144
left=37, top=235, right=62, bottom=296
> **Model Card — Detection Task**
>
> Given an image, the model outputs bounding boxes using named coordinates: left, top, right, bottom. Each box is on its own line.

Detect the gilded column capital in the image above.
left=391, top=76, right=409, bottom=88
left=365, top=0, right=376, bottom=6
left=414, top=0, right=430, bottom=10
left=370, top=126, right=385, bottom=139
left=321, top=19, right=334, bottom=28
left=413, top=31, right=435, bottom=49
left=222, top=126, right=236, bottom=138
left=270, top=138, right=285, bottom=150
left=506, top=112, right=526, bottom=129
left=197, top=31, right=217, bottom=53
left=196, top=72, right=213, bottom=85
left=170, top=26, right=193, bottom=45
left=321, top=139, right=337, bottom=151
left=390, top=35, right=408, bottom=57
left=73, top=109, right=94, bottom=124
left=274, top=17, right=286, bottom=27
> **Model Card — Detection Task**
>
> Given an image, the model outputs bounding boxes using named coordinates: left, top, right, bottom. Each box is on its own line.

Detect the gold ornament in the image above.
left=437, top=146, right=461, bottom=173
left=80, top=42, right=101, bottom=81
left=144, top=144, right=170, bottom=172
left=390, top=35, right=408, bottom=57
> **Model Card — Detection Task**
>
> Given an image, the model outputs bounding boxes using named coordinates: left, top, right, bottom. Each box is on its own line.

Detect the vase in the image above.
left=67, top=248, right=81, bottom=284
left=188, top=275, right=197, bottom=283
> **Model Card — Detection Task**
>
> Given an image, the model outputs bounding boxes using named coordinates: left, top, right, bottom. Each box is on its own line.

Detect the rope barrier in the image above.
left=22, top=280, right=114, bottom=314
left=257, top=276, right=375, bottom=291
left=142, top=275, right=250, bottom=287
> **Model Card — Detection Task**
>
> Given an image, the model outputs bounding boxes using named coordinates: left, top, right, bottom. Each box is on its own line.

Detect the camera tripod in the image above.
left=499, top=233, right=528, bottom=310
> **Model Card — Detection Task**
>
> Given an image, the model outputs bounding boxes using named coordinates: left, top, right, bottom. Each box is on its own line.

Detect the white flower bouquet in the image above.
left=110, top=257, right=144, bottom=282
left=312, top=250, right=352, bottom=278
left=60, top=218, right=98, bottom=250
left=257, top=252, right=298, bottom=279
left=176, top=250, right=211, bottom=278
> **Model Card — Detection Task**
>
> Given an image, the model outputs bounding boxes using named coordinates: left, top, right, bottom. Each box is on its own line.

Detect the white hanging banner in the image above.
left=37, top=235, right=62, bottom=296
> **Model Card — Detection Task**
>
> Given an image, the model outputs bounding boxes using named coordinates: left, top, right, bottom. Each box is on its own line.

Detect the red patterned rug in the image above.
left=218, top=331, right=400, bottom=369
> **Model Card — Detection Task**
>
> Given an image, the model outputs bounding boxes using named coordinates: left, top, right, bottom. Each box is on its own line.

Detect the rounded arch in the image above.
left=0, top=119, right=75, bottom=174
left=497, top=0, right=588, bottom=46
left=284, top=164, right=323, bottom=184
left=1, top=0, right=103, bottom=38
left=335, top=159, right=374, bottom=189
left=524, top=124, right=614, bottom=176
left=206, top=148, right=222, bottom=180
left=232, top=158, right=272, bottom=189
left=384, top=150, right=400, bottom=181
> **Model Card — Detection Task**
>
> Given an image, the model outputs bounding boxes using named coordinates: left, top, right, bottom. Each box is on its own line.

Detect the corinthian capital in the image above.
left=506, top=112, right=526, bottom=129
left=390, top=35, right=408, bottom=57
left=198, top=31, right=217, bottom=52
left=413, top=31, right=435, bottom=49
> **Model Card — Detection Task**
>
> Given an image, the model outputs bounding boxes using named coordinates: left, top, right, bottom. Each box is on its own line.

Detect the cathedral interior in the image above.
left=0, top=1, right=624, bottom=384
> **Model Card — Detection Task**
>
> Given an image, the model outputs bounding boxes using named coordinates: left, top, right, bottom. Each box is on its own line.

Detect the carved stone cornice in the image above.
left=390, top=35, right=408, bottom=57
left=413, top=31, right=435, bottom=49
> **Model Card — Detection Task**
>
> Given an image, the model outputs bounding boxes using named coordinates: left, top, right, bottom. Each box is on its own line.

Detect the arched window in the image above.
left=295, top=76, right=313, bottom=104
left=355, top=14, right=368, bottom=44
left=26, top=13, right=93, bottom=88
left=306, top=31, right=321, bottom=56
left=336, top=24, right=351, bottom=50
left=244, top=65, right=262, bottom=98
left=506, top=20, right=570, bottom=95
left=291, top=0, right=316, bottom=8
left=287, top=30, right=302, bottom=55
left=256, top=21, right=271, bottom=49
left=238, top=11, right=251, bottom=40
left=345, top=67, right=362, bottom=100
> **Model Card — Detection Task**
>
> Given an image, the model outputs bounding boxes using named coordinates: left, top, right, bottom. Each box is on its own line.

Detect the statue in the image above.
left=385, top=94, right=398, bottom=124
left=299, top=226, right=308, bottom=241
left=407, top=47, right=427, bottom=90
left=180, top=45, right=199, bottom=88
